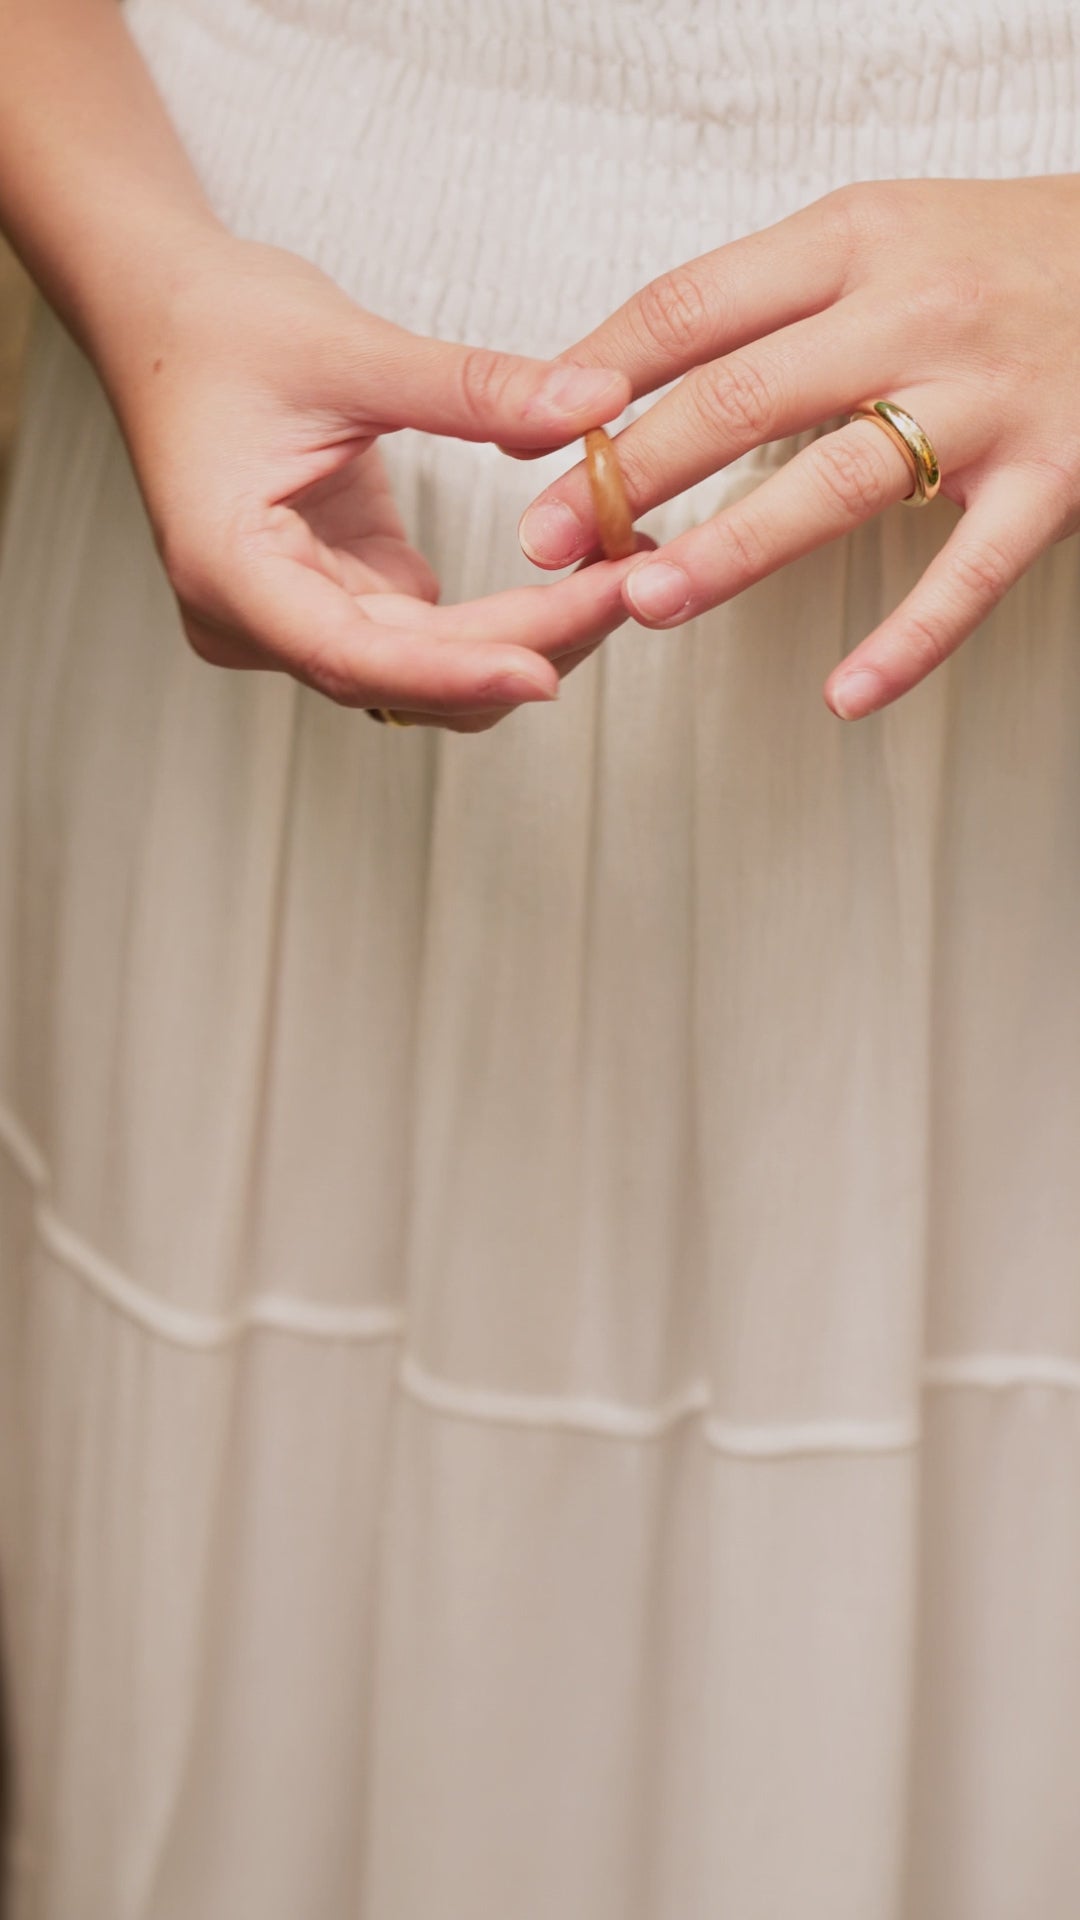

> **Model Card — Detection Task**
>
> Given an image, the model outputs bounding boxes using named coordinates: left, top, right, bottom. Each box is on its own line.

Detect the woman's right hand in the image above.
left=101, top=231, right=637, bottom=730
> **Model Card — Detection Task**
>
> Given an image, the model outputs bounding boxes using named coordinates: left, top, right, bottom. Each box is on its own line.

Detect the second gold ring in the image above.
left=849, top=399, right=942, bottom=506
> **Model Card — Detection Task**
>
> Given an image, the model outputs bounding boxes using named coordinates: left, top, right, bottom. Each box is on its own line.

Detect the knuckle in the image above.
left=456, top=346, right=513, bottom=424
left=948, top=536, right=1014, bottom=606
left=693, top=353, right=779, bottom=443
left=634, top=266, right=712, bottom=360
left=714, top=504, right=770, bottom=581
left=814, top=432, right=895, bottom=518
left=1019, top=450, right=1080, bottom=519
left=900, top=608, right=949, bottom=678
left=817, top=185, right=863, bottom=256
left=818, top=181, right=909, bottom=260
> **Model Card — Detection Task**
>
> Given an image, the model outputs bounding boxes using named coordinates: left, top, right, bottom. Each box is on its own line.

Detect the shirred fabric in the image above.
left=3, top=3, right=1080, bottom=1916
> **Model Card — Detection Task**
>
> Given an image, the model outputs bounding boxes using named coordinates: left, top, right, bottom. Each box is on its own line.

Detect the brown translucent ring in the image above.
left=584, top=427, right=636, bottom=559
left=364, top=707, right=414, bottom=726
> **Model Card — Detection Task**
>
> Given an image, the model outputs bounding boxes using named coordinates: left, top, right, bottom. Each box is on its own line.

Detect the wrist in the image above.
left=73, top=211, right=237, bottom=406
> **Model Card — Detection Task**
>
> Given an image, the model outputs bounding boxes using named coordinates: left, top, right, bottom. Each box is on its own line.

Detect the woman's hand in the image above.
left=518, top=177, right=1080, bottom=720
left=0, top=0, right=640, bottom=730
left=105, top=232, right=636, bottom=731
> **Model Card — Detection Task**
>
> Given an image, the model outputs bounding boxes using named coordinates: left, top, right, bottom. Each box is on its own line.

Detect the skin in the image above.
left=0, top=0, right=640, bottom=733
left=5, top=8, right=1074, bottom=730
left=518, top=177, right=1080, bottom=720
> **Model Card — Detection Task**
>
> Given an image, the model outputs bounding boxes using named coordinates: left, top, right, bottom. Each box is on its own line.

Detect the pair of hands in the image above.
left=114, top=176, right=1080, bottom=732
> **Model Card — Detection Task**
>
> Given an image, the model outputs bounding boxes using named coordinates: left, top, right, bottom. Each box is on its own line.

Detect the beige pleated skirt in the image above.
left=3, top=3, right=1080, bottom=1915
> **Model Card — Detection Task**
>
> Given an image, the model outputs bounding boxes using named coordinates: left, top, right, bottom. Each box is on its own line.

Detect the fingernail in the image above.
left=495, top=670, right=559, bottom=704
left=518, top=500, right=586, bottom=565
left=533, top=365, right=624, bottom=419
left=830, top=669, right=881, bottom=720
left=625, top=561, right=691, bottom=624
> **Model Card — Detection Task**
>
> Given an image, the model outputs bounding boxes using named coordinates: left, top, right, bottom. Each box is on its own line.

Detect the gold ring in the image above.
left=849, top=400, right=942, bottom=506
left=365, top=706, right=415, bottom=726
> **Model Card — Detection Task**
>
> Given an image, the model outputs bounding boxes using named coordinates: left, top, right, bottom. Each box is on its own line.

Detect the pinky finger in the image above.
left=824, top=467, right=1063, bottom=720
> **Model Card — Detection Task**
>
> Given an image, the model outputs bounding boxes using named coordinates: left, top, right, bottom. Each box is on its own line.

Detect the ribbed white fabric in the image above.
left=3, top=3, right=1080, bottom=1917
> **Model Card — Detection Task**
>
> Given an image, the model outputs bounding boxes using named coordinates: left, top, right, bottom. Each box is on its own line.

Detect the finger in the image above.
left=823, top=466, right=1060, bottom=719
left=377, top=709, right=512, bottom=733
left=372, top=549, right=650, bottom=729
left=519, top=295, right=904, bottom=567
left=552, top=192, right=854, bottom=397
left=519, top=507, right=660, bottom=581
left=385, top=634, right=612, bottom=731
left=348, top=317, right=631, bottom=448
left=219, top=545, right=638, bottom=714
left=355, top=545, right=640, bottom=669
left=610, top=389, right=969, bottom=626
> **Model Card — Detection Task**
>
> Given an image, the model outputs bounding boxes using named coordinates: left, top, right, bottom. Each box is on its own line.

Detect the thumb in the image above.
left=354, top=318, right=631, bottom=448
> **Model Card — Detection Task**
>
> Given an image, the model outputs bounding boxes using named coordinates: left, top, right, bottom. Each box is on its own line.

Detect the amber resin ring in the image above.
left=584, top=426, right=636, bottom=558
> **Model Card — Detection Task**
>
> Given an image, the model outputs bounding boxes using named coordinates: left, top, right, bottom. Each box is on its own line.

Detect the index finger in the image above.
left=558, top=194, right=852, bottom=398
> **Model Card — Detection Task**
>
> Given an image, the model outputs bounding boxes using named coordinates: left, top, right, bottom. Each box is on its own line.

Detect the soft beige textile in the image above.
left=3, top=3, right=1080, bottom=1915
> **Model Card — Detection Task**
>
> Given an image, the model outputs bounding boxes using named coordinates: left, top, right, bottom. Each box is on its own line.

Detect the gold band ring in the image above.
left=365, top=706, right=415, bottom=726
left=849, top=400, right=942, bottom=507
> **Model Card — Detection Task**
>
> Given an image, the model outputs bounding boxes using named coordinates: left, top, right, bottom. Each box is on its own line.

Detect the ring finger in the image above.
left=619, top=386, right=973, bottom=627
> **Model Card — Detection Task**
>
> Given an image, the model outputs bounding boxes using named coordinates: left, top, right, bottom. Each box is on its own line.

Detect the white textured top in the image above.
left=125, top=0, right=1080, bottom=356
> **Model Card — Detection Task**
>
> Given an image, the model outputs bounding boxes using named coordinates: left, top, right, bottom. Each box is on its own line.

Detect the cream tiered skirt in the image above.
left=4, top=0, right=1080, bottom=1908
left=3, top=296, right=1080, bottom=1920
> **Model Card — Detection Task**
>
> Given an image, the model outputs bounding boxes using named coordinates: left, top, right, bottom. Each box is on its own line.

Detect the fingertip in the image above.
left=622, top=559, right=691, bottom=626
left=518, top=499, right=588, bottom=567
left=825, top=666, right=884, bottom=720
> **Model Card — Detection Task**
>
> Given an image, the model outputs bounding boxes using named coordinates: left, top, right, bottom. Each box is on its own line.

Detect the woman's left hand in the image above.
left=517, top=177, right=1080, bottom=719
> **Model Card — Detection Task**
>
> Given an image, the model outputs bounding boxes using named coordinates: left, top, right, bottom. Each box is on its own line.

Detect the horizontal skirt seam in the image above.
left=39, top=1207, right=405, bottom=1349
left=922, top=1352, right=1080, bottom=1394
left=4, top=1103, right=1080, bottom=1452
left=399, top=1353, right=712, bottom=1443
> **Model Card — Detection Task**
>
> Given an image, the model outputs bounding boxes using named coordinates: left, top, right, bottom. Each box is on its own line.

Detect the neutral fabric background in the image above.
left=3, top=5, right=1080, bottom=1918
